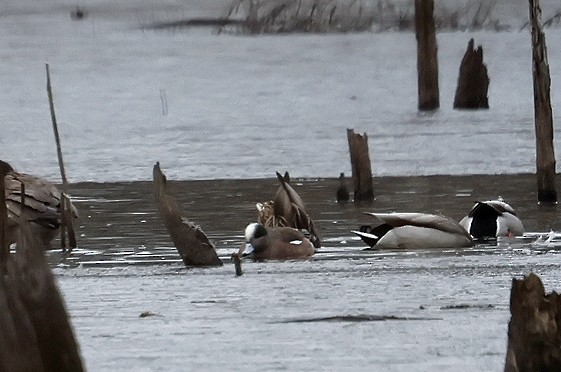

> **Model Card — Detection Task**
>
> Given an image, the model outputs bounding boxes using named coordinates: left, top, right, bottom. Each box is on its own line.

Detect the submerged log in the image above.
left=415, top=0, right=439, bottom=110
left=504, top=273, right=561, bottom=372
left=152, top=162, right=223, bottom=267
left=453, top=39, right=489, bottom=109
left=529, top=0, right=557, bottom=203
left=347, top=129, right=374, bottom=202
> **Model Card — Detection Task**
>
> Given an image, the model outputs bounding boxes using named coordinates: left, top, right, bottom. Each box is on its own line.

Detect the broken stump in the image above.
left=347, top=129, right=374, bottom=202
left=504, top=272, right=561, bottom=372
left=453, top=38, right=489, bottom=109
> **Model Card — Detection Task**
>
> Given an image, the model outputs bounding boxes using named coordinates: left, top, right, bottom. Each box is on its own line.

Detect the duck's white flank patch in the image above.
left=351, top=230, right=379, bottom=240
left=289, top=240, right=303, bottom=245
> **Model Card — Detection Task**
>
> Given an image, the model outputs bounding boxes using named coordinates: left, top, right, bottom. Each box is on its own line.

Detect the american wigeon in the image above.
left=256, top=171, right=321, bottom=248
left=0, top=160, right=78, bottom=248
left=353, top=212, right=473, bottom=249
left=459, top=199, right=525, bottom=240
left=243, top=223, right=315, bottom=260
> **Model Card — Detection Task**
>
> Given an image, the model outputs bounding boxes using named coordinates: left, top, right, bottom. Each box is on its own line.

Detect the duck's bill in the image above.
left=241, top=243, right=254, bottom=257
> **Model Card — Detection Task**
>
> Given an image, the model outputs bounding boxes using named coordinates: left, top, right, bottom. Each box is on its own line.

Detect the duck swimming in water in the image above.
left=353, top=212, right=473, bottom=249
left=459, top=199, right=525, bottom=241
left=243, top=222, right=315, bottom=260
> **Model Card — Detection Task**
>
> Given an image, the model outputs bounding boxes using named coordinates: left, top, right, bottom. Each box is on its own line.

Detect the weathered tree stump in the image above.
left=152, top=162, right=223, bottom=267
left=504, top=273, right=561, bottom=372
left=454, top=39, right=489, bottom=109
left=347, top=129, right=374, bottom=202
left=529, top=0, right=557, bottom=203
left=415, top=0, right=439, bottom=111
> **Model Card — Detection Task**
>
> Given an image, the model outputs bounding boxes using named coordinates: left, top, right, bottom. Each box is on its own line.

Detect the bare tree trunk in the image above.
left=347, top=129, right=374, bottom=201
left=415, top=0, right=439, bottom=111
left=529, top=0, right=557, bottom=203
left=504, top=273, right=561, bottom=372
left=454, top=38, right=489, bottom=109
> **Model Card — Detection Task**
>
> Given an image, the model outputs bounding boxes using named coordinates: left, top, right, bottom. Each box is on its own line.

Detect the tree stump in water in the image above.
left=529, top=0, right=557, bottom=204
left=415, top=0, right=439, bottom=111
left=347, top=129, right=374, bottom=202
left=152, top=162, right=223, bottom=267
left=453, top=39, right=489, bottom=109
left=504, top=273, right=561, bottom=372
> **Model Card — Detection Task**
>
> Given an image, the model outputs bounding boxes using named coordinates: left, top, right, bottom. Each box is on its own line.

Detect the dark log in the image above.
left=529, top=0, right=557, bottom=203
left=504, top=273, right=561, bottom=372
left=454, top=39, right=489, bottom=109
left=152, top=162, right=223, bottom=267
left=347, top=129, right=374, bottom=202
left=336, top=172, right=350, bottom=202
left=415, top=0, right=439, bottom=111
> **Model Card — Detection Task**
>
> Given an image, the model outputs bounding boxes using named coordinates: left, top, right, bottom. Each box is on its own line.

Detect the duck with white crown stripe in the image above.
left=242, top=223, right=315, bottom=260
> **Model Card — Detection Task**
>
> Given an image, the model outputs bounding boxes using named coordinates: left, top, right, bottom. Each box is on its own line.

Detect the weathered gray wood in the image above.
left=454, top=38, right=489, bottom=109
left=504, top=273, right=561, bottom=372
left=347, top=129, right=374, bottom=202
left=529, top=0, right=557, bottom=203
left=415, top=0, right=439, bottom=110
left=152, top=162, right=223, bottom=267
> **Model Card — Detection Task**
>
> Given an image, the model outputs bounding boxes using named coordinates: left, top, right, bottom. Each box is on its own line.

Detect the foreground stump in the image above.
left=454, top=38, right=489, bottom=109
left=347, top=129, right=374, bottom=202
left=504, top=273, right=561, bottom=372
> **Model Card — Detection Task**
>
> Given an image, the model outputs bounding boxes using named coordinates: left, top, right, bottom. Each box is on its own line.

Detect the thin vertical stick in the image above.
left=46, top=63, right=77, bottom=250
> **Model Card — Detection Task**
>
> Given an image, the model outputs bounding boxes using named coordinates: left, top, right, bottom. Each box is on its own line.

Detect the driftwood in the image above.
left=0, top=183, right=84, bottom=372
left=152, top=162, right=223, bottom=267
left=347, top=129, right=374, bottom=202
left=453, top=38, right=489, bottom=109
left=336, top=172, right=350, bottom=202
left=415, top=0, right=439, bottom=110
left=504, top=273, right=561, bottom=372
left=529, top=0, right=557, bottom=203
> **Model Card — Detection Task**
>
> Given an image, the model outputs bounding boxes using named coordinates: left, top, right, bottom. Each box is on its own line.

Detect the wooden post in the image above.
left=46, top=63, right=77, bottom=248
left=529, top=0, right=557, bottom=203
left=504, top=273, right=561, bottom=371
left=454, top=39, right=490, bottom=109
left=347, top=129, right=374, bottom=201
left=415, top=0, right=439, bottom=111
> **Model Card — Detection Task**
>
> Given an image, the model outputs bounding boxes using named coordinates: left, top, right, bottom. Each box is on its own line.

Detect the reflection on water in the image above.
left=50, top=174, right=561, bottom=372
